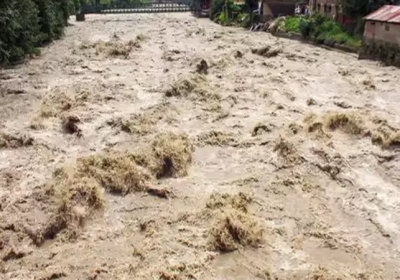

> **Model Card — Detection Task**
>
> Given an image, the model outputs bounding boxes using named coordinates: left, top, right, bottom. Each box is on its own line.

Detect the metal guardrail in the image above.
left=83, top=2, right=192, bottom=14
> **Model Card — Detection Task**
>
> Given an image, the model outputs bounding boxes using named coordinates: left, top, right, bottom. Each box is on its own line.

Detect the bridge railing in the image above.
left=82, top=1, right=193, bottom=14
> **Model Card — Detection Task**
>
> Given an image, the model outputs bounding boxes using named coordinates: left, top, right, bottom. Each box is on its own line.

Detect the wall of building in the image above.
left=263, top=2, right=272, bottom=16
left=309, top=0, right=357, bottom=27
left=262, top=1, right=295, bottom=17
left=314, top=1, right=340, bottom=18
left=364, top=21, right=400, bottom=46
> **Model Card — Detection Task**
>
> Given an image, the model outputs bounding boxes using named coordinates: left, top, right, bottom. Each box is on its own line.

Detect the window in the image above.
left=328, top=5, right=332, bottom=13
left=385, top=23, right=390, bottom=31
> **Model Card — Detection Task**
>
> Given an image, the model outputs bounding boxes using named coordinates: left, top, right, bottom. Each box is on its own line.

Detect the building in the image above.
left=363, top=5, right=400, bottom=45
left=359, top=5, right=400, bottom=67
left=262, top=0, right=296, bottom=20
left=310, top=0, right=336, bottom=19
left=309, top=0, right=337, bottom=18
left=308, top=0, right=352, bottom=26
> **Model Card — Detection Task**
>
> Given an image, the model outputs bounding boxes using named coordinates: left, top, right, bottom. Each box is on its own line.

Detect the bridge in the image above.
left=81, top=0, right=195, bottom=14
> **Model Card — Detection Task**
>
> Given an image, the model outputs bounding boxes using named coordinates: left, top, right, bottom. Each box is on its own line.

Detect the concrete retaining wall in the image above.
left=358, top=39, right=400, bottom=67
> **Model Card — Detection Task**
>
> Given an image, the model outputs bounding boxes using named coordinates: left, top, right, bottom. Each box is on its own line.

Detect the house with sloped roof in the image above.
left=359, top=5, right=400, bottom=67
left=363, top=5, right=400, bottom=46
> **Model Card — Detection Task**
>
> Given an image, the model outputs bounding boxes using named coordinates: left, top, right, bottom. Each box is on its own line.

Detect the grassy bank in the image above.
left=278, top=14, right=362, bottom=50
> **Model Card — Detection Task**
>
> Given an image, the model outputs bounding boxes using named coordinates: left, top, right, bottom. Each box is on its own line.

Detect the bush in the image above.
left=0, top=0, right=70, bottom=66
left=68, top=0, right=76, bottom=14
left=312, top=12, right=326, bottom=25
left=285, top=16, right=301, bottom=33
left=217, top=10, right=231, bottom=25
left=299, top=18, right=314, bottom=38
left=237, top=13, right=251, bottom=28
left=314, top=20, right=340, bottom=42
left=332, top=32, right=352, bottom=44
left=211, top=0, right=252, bottom=27
left=34, top=0, right=67, bottom=42
left=312, top=15, right=361, bottom=48
left=284, top=13, right=362, bottom=50
left=210, top=0, right=225, bottom=20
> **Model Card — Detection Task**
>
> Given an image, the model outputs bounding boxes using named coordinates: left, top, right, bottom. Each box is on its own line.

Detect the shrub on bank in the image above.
left=0, top=0, right=70, bottom=66
left=210, top=0, right=254, bottom=28
left=210, top=0, right=226, bottom=21
left=281, top=14, right=362, bottom=50
left=285, top=16, right=301, bottom=33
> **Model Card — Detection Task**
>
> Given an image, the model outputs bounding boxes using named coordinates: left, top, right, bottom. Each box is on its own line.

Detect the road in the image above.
left=1, top=13, right=400, bottom=279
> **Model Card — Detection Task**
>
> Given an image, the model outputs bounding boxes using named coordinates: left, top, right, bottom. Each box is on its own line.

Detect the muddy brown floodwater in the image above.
left=1, top=13, right=400, bottom=280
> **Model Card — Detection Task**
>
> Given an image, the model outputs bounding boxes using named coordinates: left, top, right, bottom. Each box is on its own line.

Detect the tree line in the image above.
left=0, top=0, right=77, bottom=66
left=342, top=0, right=400, bottom=19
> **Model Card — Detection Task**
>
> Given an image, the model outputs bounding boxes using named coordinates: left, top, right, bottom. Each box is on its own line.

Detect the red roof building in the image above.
left=364, top=5, right=400, bottom=23
left=363, top=5, right=400, bottom=45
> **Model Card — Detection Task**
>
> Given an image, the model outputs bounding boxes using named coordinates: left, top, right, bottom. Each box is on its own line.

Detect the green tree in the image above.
left=342, top=0, right=399, bottom=18
left=0, top=0, right=69, bottom=66
left=0, top=0, right=41, bottom=64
